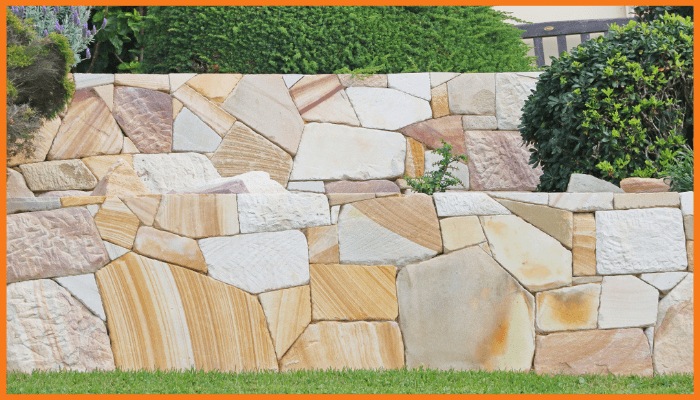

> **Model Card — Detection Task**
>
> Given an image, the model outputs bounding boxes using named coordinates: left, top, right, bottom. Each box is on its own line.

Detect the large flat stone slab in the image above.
left=94, top=196, right=140, bottom=249
left=55, top=273, right=106, bottom=320
left=549, top=193, right=614, bottom=211
left=596, top=208, right=687, bottom=274
left=172, top=107, right=222, bottom=152
left=640, top=272, right=688, bottom=294
left=439, top=216, right=486, bottom=253
left=567, top=173, right=624, bottom=193
left=338, top=74, right=388, bottom=88
left=653, top=300, right=693, bottom=374
left=397, top=246, right=535, bottom=371
left=167, top=171, right=287, bottom=195
left=133, top=153, right=221, bottom=194
left=573, top=213, right=596, bottom=276
left=536, top=284, right=600, bottom=333
left=656, top=274, right=693, bottom=328
left=433, top=192, right=511, bottom=217
left=259, top=286, right=311, bottom=359
left=185, top=74, right=242, bottom=104
left=7, top=207, right=109, bottom=283
left=495, top=73, right=539, bottom=130
left=20, top=160, right=98, bottom=191
left=172, top=84, right=236, bottom=137
left=346, top=87, right=432, bottom=130
left=237, top=193, right=330, bottom=234
left=90, top=159, right=150, bottom=197
left=82, top=154, right=134, bottom=180
left=289, top=74, right=359, bottom=125
left=598, top=275, right=658, bottom=329
left=495, top=198, right=573, bottom=249
left=133, top=226, right=207, bottom=273
left=324, top=180, right=400, bottom=194
left=289, top=123, right=406, bottom=181
left=153, top=194, right=239, bottom=238
left=388, top=73, right=431, bottom=100
left=113, top=86, right=173, bottom=153
left=447, top=73, right=496, bottom=115
left=305, top=225, right=339, bottom=264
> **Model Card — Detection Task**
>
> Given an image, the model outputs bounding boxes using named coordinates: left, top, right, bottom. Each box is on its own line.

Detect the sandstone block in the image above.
left=439, top=216, right=486, bottom=253
left=169, top=73, right=197, bottom=93
left=82, top=154, right=134, bottom=180
left=536, top=284, right=600, bottom=333
left=173, top=84, right=236, bottom=137
left=103, top=241, right=129, bottom=260
left=122, top=137, right=139, bottom=154
left=168, top=172, right=287, bottom=195
left=113, top=74, right=169, bottom=92
left=430, top=84, right=449, bottom=118
left=462, top=115, right=497, bottom=130
left=55, top=273, right=107, bottom=320
left=60, top=196, right=105, bottom=208
left=133, top=226, right=207, bottom=273
left=91, top=159, right=150, bottom=197
left=172, top=107, right=222, bottom=152
left=337, top=74, right=388, bottom=88
left=185, top=73, right=242, bottom=103
left=405, top=138, right=425, bottom=178
left=238, top=193, right=330, bottom=234
left=20, top=160, right=98, bottom=191
left=325, top=180, right=400, bottom=194
left=305, top=225, right=339, bottom=264
left=132, top=153, right=221, bottom=194
left=153, top=194, right=239, bottom=238
left=495, top=198, right=573, bottom=249
left=447, top=73, right=496, bottom=115
left=613, top=192, right=680, bottom=209
left=549, top=193, right=613, bottom=211
left=287, top=181, right=325, bottom=193
left=289, top=75, right=359, bottom=125
left=598, top=275, right=659, bottom=329
left=73, top=73, right=114, bottom=89
left=38, top=190, right=91, bottom=197
left=7, top=168, right=32, bottom=198
left=656, top=274, right=693, bottom=328
left=680, top=191, right=693, bottom=216
left=572, top=213, right=596, bottom=276
left=283, top=74, right=304, bottom=88
left=7, top=197, right=61, bottom=214
left=572, top=276, right=603, bottom=285
left=684, top=215, right=693, bottom=240
left=687, top=241, right=693, bottom=271
left=346, top=87, right=432, bottom=130
left=620, top=177, right=670, bottom=193
left=402, top=115, right=466, bottom=155
left=433, top=192, right=511, bottom=217
left=92, top=84, right=113, bottom=111
left=567, top=173, right=624, bottom=193
left=94, top=196, right=141, bottom=249
left=640, top=272, right=688, bottom=294
left=486, top=191, right=549, bottom=205
left=122, top=195, right=162, bottom=226
left=259, top=286, right=311, bottom=359
left=429, top=72, right=459, bottom=87
left=387, top=73, right=431, bottom=100
left=112, top=86, right=172, bottom=154
left=495, top=73, right=539, bottom=130
left=653, top=300, right=693, bottom=374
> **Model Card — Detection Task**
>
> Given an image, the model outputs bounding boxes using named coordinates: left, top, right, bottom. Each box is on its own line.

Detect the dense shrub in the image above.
left=519, top=13, right=693, bottom=192
left=7, top=12, right=74, bottom=159
left=635, top=6, right=693, bottom=23
left=405, top=140, right=468, bottom=195
left=142, top=6, right=535, bottom=74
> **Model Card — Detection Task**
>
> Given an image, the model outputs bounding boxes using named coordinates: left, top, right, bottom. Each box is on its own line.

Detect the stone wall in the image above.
left=6, top=187, right=693, bottom=375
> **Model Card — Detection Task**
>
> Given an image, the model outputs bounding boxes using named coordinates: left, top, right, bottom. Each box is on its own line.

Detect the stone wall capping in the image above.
left=613, top=192, right=680, bottom=210
left=549, top=193, right=614, bottom=212
left=73, top=73, right=114, bottom=89
left=113, top=74, right=170, bottom=92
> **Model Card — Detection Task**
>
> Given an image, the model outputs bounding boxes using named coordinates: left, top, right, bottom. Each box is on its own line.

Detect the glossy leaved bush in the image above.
left=519, top=13, right=693, bottom=192
left=405, top=140, right=468, bottom=195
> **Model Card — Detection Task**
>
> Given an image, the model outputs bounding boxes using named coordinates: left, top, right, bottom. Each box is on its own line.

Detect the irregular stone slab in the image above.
left=346, top=87, right=432, bottom=130
left=572, top=213, right=596, bottom=276
left=430, top=72, right=459, bottom=87
left=169, top=73, right=197, bottom=93
left=222, top=75, right=304, bottom=156
left=114, top=74, right=170, bottom=92
left=185, top=74, right=242, bottom=103
left=388, top=73, right=431, bottom=100
left=154, top=194, right=239, bottom=238
left=283, top=74, right=304, bottom=88
left=645, top=327, right=655, bottom=353
left=103, top=241, right=129, bottom=260
left=210, top=121, right=293, bottom=186
left=653, top=300, right=693, bottom=374
left=598, top=275, right=658, bottom=329
left=93, top=84, right=114, bottom=111
left=684, top=215, right=693, bottom=240
left=199, top=230, right=309, bottom=294
left=172, top=84, right=236, bottom=137
left=338, top=195, right=442, bottom=266
left=403, top=116, right=466, bottom=157
left=60, top=196, right=105, bottom=208
left=325, top=180, right=399, bottom=194
left=133, top=226, right=207, bottom=273
left=536, top=284, right=600, bottom=333
left=433, top=192, right=511, bottom=217
left=533, top=328, right=653, bottom=376
left=38, top=190, right=91, bottom=197
left=172, top=107, right=222, bottom=152
left=73, top=73, right=114, bottom=89
left=7, top=116, right=61, bottom=166
left=640, top=272, right=688, bottom=294
left=331, top=205, right=340, bottom=224
left=397, top=246, right=534, bottom=371
left=7, top=207, right=109, bottom=283
left=567, top=173, right=624, bottom=193
left=91, top=159, right=150, bottom=197
left=687, top=241, right=693, bottom=272
left=462, top=115, right=498, bottom=130
left=405, top=138, right=425, bottom=178
left=447, top=73, right=495, bottom=115
left=238, top=193, right=329, bottom=234
left=439, top=216, right=486, bottom=253
left=113, top=86, right=172, bottom=154
left=87, top=204, right=100, bottom=216
left=82, top=154, right=134, bottom=180
left=7, top=168, right=34, bottom=197
left=657, top=274, right=693, bottom=328
left=495, top=73, right=539, bottom=130
left=133, top=153, right=221, bottom=194
left=430, top=83, right=449, bottom=118
left=289, top=123, right=406, bottom=181
left=122, top=137, right=139, bottom=154
left=47, top=89, right=123, bottom=160
left=613, top=192, right=680, bottom=210
left=280, top=321, right=404, bottom=371
left=311, top=264, right=397, bottom=321
left=7, top=279, right=115, bottom=373
left=20, top=159, right=98, bottom=191
left=259, top=286, right=311, bottom=359
left=495, top=198, right=573, bottom=249
left=596, top=208, right=687, bottom=274
left=337, top=74, right=388, bottom=88
left=486, top=191, right=548, bottom=205
left=680, top=192, right=693, bottom=215
left=306, top=225, right=339, bottom=264
left=620, top=177, right=670, bottom=193
left=465, top=130, right=543, bottom=191
left=289, top=75, right=359, bottom=125
left=287, top=181, right=325, bottom=193
left=7, top=197, right=60, bottom=214
left=94, top=196, right=140, bottom=249
left=572, top=276, right=603, bottom=285
left=549, top=193, right=613, bottom=211
left=172, top=98, right=183, bottom=120
left=481, top=215, right=572, bottom=292
left=96, top=253, right=278, bottom=372
left=168, top=172, right=287, bottom=195
left=122, top=195, right=161, bottom=226
left=55, top=273, right=107, bottom=320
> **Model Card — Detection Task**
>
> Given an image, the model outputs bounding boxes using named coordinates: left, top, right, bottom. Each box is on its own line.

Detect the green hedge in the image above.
left=142, top=6, right=535, bottom=74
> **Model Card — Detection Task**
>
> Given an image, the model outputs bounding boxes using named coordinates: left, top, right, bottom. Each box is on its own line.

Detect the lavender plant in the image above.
left=8, top=6, right=103, bottom=66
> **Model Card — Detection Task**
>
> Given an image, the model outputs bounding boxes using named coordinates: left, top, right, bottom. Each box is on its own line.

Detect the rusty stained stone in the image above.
left=401, top=115, right=466, bottom=155
left=90, top=159, right=150, bottom=197
left=94, top=196, right=141, bottom=249
left=494, top=198, right=573, bottom=249
left=620, top=177, right=670, bottom=193
left=185, top=74, right=243, bottom=104
left=405, top=138, right=425, bottom=178
left=133, top=226, right=207, bottom=273
left=121, top=195, right=162, bottom=226
left=258, top=286, right=311, bottom=359
left=535, top=284, right=601, bottom=333
left=305, top=225, right=339, bottom=264
left=82, top=154, right=134, bottom=180
left=61, top=196, right=106, bottom=208
left=289, top=74, right=359, bottom=125
left=573, top=213, right=596, bottom=276
left=430, top=83, right=450, bottom=119
left=112, top=86, right=173, bottom=154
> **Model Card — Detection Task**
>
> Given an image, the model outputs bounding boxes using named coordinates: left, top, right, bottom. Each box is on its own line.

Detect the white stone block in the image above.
left=346, top=87, right=432, bottom=130
left=433, top=192, right=511, bottom=217
left=172, top=107, right=223, bottom=152
left=237, top=193, right=330, bottom=234
left=680, top=192, right=693, bottom=216
left=598, top=275, right=659, bottom=329
left=387, top=73, right=431, bottom=101
left=55, top=274, right=106, bottom=320
left=640, top=272, right=688, bottom=294
left=133, top=153, right=221, bottom=194
left=549, top=193, right=613, bottom=211
left=287, top=181, right=325, bottom=193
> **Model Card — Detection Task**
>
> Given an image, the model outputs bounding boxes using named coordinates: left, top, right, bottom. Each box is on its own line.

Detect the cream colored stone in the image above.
left=172, top=84, right=236, bottom=137
left=305, top=225, right=339, bottom=264
left=495, top=198, right=573, bottom=249
left=60, top=196, right=105, bottom=207
left=573, top=213, right=596, bottom=276
left=598, top=275, right=659, bottom=329
left=430, top=83, right=449, bottom=119
left=684, top=215, right=693, bottom=240
left=653, top=300, right=693, bottom=374
left=153, top=194, right=239, bottom=239
left=7, top=117, right=61, bottom=167
left=92, top=84, right=113, bottom=111
left=439, top=216, right=486, bottom=253
left=132, top=153, right=222, bottom=194
left=549, top=193, right=613, bottom=212
left=82, top=154, right=134, bottom=180
left=620, top=177, right=670, bottom=193
left=114, top=74, right=169, bottom=92
left=536, top=284, right=600, bottom=333
left=640, top=272, right=688, bottom=294
left=327, top=193, right=375, bottom=207
left=90, top=159, right=150, bottom=197
left=572, top=276, right=603, bottom=285
left=687, top=241, right=693, bottom=271
left=7, top=168, right=34, bottom=197
left=133, top=226, right=207, bottom=273
left=20, top=160, right=98, bottom=191
left=259, top=286, right=311, bottom=359
left=169, top=73, right=197, bottom=93
left=657, top=274, right=693, bottom=328
left=613, top=192, right=680, bottom=209
left=122, top=195, right=162, bottom=226
left=172, top=98, right=183, bottom=120
left=430, top=72, right=459, bottom=87
left=122, top=137, right=139, bottom=154
left=185, top=74, right=242, bottom=103
left=94, top=196, right=141, bottom=249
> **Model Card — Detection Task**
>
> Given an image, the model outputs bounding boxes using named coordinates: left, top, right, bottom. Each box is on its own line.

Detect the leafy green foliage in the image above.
left=519, top=13, right=693, bottom=192
left=405, top=140, right=468, bottom=195
left=142, top=6, right=535, bottom=74
left=634, top=6, right=693, bottom=23
left=660, top=149, right=694, bottom=192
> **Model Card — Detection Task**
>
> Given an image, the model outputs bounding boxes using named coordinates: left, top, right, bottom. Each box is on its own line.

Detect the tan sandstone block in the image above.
left=185, top=74, right=243, bottom=104
left=310, top=264, right=398, bottom=321
left=61, top=196, right=106, bottom=207
left=90, top=159, right=150, bottom=197
left=573, top=213, right=596, bottom=276
left=620, top=177, right=670, bottom=193
left=326, top=193, right=375, bottom=207
left=94, top=196, right=141, bottom=249
left=613, top=192, right=680, bottom=209
left=153, top=194, right=239, bottom=238
left=133, top=226, right=207, bottom=273
left=122, top=195, right=162, bottom=226
left=20, top=159, right=98, bottom=192
left=653, top=300, right=693, bottom=374
left=337, top=74, right=388, bottom=88
left=684, top=215, right=693, bottom=241
left=687, top=241, right=693, bottom=272
left=439, top=216, right=486, bottom=253
left=122, top=137, right=140, bottom=154
left=305, top=225, right=339, bottom=264
left=92, top=84, right=113, bottom=111
left=430, top=83, right=449, bottom=119
left=536, top=284, right=601, bottom=333
left=495, top=198, right=573, bottom=249
left=82, top=154, right=133, bottom=180
left=572, top=276, right=603, bottom=285
left=172, top=98, right=183, bottom=120
left=259, top=286, right=311, bottom=359
left=173, top=84, right=236, bottom=137
left=405, top=138, right=425, bottom=178
left=114, top=74, right=170, bottom=92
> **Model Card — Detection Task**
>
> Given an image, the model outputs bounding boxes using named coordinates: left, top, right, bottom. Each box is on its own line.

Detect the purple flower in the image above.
left=53, top=6, right=58, bottom=14
left=43, top=29, right=48, bottom=37
left=92, top=26, right=97, bottom=35
left=77, top=17, right=80, bottom=25
left=102, top=18, right=107, bottom=28
left=55, top=20, right=60, bottom=31
left=42, top=6, right=47, bottom=15
left=86, top=48, right=91, bottom=59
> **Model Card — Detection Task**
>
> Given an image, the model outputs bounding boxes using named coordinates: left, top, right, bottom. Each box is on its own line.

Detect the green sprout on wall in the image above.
left=405, top=140, right=468, bottom=195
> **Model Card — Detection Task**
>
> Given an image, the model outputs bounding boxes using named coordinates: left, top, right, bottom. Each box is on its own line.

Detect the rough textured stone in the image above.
left=283, top=74, right=304, bottom=88
left=465, top=130, right=542, bottom=191
left=430, top=72, right=459, bottom=87
left=103, top=241, right=129, bottom=261
left=687, top=241, right=693, bottom=271
left=238, top=193, right=330, bottom=234
left=287, top=181, right=325, bottom=193
left=91, top=159, right=150, bottom=197
left=640, top=272, right=688, bottom=294
left=55, top=273, right=107, bottom=320
left=549, top=193, right=613, bottom=211
left=462, top=115, right=498, bottom=130
left=430, top=83, right=449, bottom=118
left=680, top=192, right=693, bottom=216
left=112, top=86, right=172, bottom=154
left=96, top=253, right=278, bottom=372
left=122, top=195, right=161, bottom=226
left=133, top=226, right=207, bottom=273
left=48, top=90, right=123, bottom=160
left=684, top=215, right=693, bottom=240
left=7, top=116, right=61, bottom=166
left=402, top=115, right=466, bottom=155
left=620, top=177, right=670, bottom=193
left=439, top=216, right=486, bottom=253
left=486, top=191, right=548, bottom=205
left=397, top=246, right=535, bottom=371
left=598, top=275, right=659, bottom=329
left=210, top=121, right=293, bottom=186
left=38, top=190, right=91, bottom=197
left=387, top=73, right=431, bottom=100
left=154, top=194, right=239, bottom=238
left=279, top=321, right=404, bottom=371
left=60, top=196, right=105, bottom=208
left=447, top=73, right=496, bottom=115
left=567, top=173, right=624, bottom=193
left=533, top=329, right=653, bottom=376
left=172, top=107, right=222, bottom=152
left=572, top=213, right=597, bottom=276
left=613, top=192, right=680, bottom=210
left=596, top=208, right=687, bottom=274
left=7, top=197, right=61, bottom=214
left=7, top=168, right=34, bottom=197
left=172, top=84, right=236, bottom=137
left=338, top=194, right=442, bottom=266
left=20, top=159, right=98, bottom=191
left=405, top=138, right=425, bottom=178
left=536, top=284, right=601, bottom=333
left=259, top=286, right=311, bottom=359
left=7, top=207, right=109, bottom=283
left=325, top=180, right=400, bottom=194
left=199, top=230, right=309, bottom=294
left=289, top=75, right=359, bottom=125
left=346, top=87, right=432, bottom=130
left=656, top=274, right=693, bottom=328
left=168, top=172, right=287, bottom=195
left=433, top=192, right=511, bottom=217
left=306, top=225, right=340, bottom=264
left=169, top=73, right=197, bottom=93
left=133, top=153, right=221, bottom=194
left=82, top=154, right=134, bottom=180
left=222, top=75, right=304, bottom=156
left=495, top=73, right=539, bottom=130
left=290, top=123, right=406, bottom=181
left=7, top=279, right=115, bottom=373
left=653, top=300, right=693, bottom=374
left=481, top=215, right=572, bottom=292
left=495, top=198, right=573, bottom=249
left=337, top=74, right=388, bottom=88
left=94, top=196, right=141, bottom=249
left=185, top=74, right=242, bottom=103
left=114, top=74, right=169, bottom=92
left=311, top=264, right=397, bottom=321
left=73, top=73, right=114, bottom=89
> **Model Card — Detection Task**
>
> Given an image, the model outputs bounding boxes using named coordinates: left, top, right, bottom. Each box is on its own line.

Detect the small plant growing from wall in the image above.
left=405, top=140, right=468, bottom=195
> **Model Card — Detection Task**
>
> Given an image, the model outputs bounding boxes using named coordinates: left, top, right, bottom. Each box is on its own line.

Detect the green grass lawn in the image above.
left=6, top=368, right=694, bottom=394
